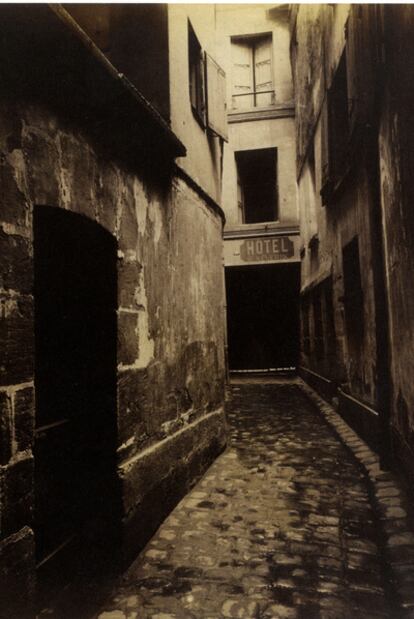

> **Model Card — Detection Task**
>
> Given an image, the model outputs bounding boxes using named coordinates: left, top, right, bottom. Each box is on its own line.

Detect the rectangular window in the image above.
left=328, top=51, right=350, bottom=181
left=321, top=50, right=350, bottom=204
left=323, top=276, right=336, bottom=358
left=313, top=288, right=324, bottom=362
left=301, top=295, right=311, bottom=356
left=235, top=148, right=278, bottom=224
left=231, top=34, right=274, bottom=110
left=342, top=236, right=364, bottom=350
left=188, top=21, right=205, bottom=126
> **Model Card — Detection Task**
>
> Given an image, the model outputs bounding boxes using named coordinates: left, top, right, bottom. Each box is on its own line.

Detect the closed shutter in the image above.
left=205, top=52, right=228, bottom=141
left=231, top=40, right=253, bottom=110
left=254, top=37, right=274, bottom=107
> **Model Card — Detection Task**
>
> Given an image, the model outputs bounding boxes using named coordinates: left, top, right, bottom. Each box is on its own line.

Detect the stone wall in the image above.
left=0, top=7, right=226, bottom=615
left=292, top=4, right=414, bottom=474
left=378, top=6, right=414, bottom=480
left=291, top=6, right=385, bottom=451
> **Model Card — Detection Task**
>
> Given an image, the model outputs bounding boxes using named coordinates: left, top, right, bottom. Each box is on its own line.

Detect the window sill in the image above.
left=224, top=221, right=300, bottom=240
left=228, top=103, right=295, bottom=123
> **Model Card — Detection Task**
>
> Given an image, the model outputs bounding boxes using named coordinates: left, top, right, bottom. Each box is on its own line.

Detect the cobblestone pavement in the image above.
left=97, top=382, right=395, bottom=619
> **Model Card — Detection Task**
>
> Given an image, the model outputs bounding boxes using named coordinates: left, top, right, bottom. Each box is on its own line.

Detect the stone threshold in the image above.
left=299, top=379, right=414, bottom=619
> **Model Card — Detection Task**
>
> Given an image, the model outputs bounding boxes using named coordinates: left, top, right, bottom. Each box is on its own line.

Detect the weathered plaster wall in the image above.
left=168, top=5, right=223, bottom=205
left=0, top=93, right=226, bottom=613
left=216, top=5, right=297, bottom=229
left=216, top=4, right=294, bottom=107
left=293, top=5, right=379, bottom=409
left=292, top=4, right=349, bottom=174
left=378, top=5, right=414, bottom=475
left=222, top=117, right=297, bottom=227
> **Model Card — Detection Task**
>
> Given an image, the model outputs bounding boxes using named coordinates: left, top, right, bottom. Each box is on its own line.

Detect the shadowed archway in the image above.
left=34, top=206, right=120, bottom=615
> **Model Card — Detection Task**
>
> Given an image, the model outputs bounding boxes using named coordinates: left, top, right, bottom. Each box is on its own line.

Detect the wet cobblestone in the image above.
left=97, top=382, right=395, bottom=619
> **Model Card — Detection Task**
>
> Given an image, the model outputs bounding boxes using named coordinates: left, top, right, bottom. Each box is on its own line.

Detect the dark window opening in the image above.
left=328, top=51, right=350, bottom=181
left=324, top=276, right=336, bottom=358
left=34, top=206, right=120, bottom=614
left=313, top=288, right=324, bottom=361
left=236, top=148, right=278, bottom=224
left=188, top=21, right=205, bottom=126
left=342, top=236, right=364, bottom=350
left=301, top=295, right=311, bottom=356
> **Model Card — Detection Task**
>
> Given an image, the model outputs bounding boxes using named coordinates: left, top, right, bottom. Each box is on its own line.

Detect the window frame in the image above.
left=342, top=236, right=364, bottom=352
left=188, top=21, right=206, bottom=127
left=235, top=147, right=279, bottom=225
left=321, top=49, right=351, bottom=205
left=230, top=32, right=275, bottom=111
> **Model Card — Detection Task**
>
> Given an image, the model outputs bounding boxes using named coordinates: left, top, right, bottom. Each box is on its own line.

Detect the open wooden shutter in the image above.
left=231, top=40, right=253, bottom=110
left=237, top=166, right=245, bottom=223
left=254, top=36, right=274, bottom=107
left=205, top=52, right=228, bottom=141
left=320, top=97, right=331, bottom=204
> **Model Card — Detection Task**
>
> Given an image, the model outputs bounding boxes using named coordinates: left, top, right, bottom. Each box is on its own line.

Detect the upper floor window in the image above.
left=231, top=34, right=275, bottom=111
left=188, top=21, right=228, bottom=141
left=236, top=148, right=278, bottom=224
left=188, top=22, right=205, bottom=126
left=328, top=51, right=349, bottom=181
left=321, top=50, right=350, bottom=203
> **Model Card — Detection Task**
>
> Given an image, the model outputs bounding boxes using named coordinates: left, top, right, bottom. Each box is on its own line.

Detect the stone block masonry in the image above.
left=0, top=6, right=227, bottom=615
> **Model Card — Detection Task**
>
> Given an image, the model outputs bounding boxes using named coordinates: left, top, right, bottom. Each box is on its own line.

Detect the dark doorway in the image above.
left=34, top=206, right=120, bottom=615
left=225, top=263, right=300, bottom=371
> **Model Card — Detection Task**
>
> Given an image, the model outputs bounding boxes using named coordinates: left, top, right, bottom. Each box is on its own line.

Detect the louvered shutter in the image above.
left=231, top=40, right=253, bottom=110
left=205, top=53, right=228, bottom=141
left=254, top=37, right=274, bottom=107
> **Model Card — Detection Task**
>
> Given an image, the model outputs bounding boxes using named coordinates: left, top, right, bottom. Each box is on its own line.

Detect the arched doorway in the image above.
left=34, top=206, right=120, bottom=614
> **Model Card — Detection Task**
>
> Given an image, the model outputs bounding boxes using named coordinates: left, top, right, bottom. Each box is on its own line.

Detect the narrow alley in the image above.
left=97, top=381, right=409, bottom=619
left=2, top=5, right=414, bottom=619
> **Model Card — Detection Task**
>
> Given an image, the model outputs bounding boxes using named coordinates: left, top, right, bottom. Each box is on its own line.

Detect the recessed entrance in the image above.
left=225, top=263, right=300, bottom=372
left=34, top=206, right=120, bottom=613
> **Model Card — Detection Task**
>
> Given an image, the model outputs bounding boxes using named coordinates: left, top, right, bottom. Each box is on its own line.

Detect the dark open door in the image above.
left=34, top=206, right=119, bottom=613
left=225, top=263, right=300, bottom=372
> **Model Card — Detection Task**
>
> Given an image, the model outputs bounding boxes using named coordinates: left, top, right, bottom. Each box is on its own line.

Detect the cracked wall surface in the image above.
left=0, top=90, right=226, bottom=615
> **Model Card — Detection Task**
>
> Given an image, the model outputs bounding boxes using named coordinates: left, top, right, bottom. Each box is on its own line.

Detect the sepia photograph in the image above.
left=1, top=3, right=414, bottom=618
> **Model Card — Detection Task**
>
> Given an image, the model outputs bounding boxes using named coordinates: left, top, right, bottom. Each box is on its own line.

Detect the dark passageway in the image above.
left=34, top=206, right=120, bottom=616
left=226, top=264, right=300, bottom=372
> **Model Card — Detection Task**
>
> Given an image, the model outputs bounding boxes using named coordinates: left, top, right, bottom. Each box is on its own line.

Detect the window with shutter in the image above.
left=231, top=34, right=274, bottom=110
left=205, top=53, right=228, bottom=141
left=237, top=168, right=245, bottom=222
left=254, top=37, right=274, bottom=107
left=188, top=22, right=205, bottom=126
left=231, top=40, right=254, bottom=110
left=320, top=50, right=350, bottom=204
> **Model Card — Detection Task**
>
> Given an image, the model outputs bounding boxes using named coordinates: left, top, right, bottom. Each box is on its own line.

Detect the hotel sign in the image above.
left=240, top=236, right=294, bottom=262
left=224, top=234, right=300, bottom=267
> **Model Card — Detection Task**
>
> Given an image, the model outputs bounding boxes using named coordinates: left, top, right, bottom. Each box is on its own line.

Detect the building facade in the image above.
left=0, top=5, right=228, bottom=617
left=216, top=4, right=300, bottom=374
left=290, top=5, right=414, bottom=480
